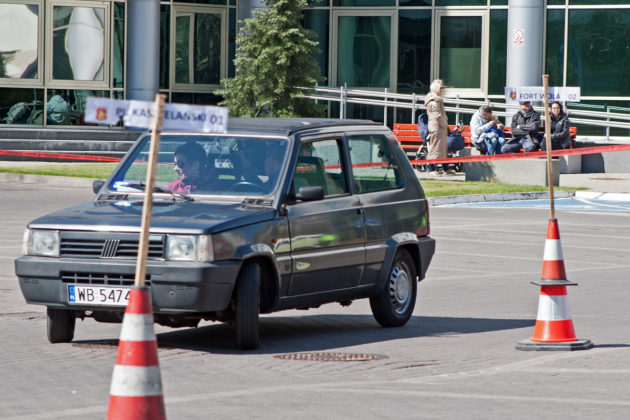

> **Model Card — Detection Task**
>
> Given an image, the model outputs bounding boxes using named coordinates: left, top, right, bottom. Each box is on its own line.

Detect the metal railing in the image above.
left=303, top=86, right=630, bottom=141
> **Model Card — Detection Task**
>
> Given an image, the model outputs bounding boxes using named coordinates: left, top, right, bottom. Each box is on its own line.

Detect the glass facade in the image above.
left=567, top=9, right=630, bottom=97
left=1, top=1, right=629, bottom=128
left=337, top=15, right=391, bottom=88
left=397, top=10, right=431, bottom=94
left=0, top=0, right=235, bottom=126
left=52, top=5, right=107, bottom=82
left=439, top=16, right=482, bottom=89
left=0, top=3, right=39, bottom=80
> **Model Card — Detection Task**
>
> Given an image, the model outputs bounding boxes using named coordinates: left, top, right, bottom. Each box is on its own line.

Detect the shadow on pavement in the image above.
left=141, top=314, right=537, bottom=355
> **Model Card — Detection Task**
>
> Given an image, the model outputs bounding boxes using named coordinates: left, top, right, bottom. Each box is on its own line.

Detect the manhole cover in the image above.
left=274, top=352, right=388, bottom=362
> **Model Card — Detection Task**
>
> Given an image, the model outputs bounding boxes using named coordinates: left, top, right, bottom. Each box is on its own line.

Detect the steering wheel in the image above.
left=228, top=181, right=264, bottom=193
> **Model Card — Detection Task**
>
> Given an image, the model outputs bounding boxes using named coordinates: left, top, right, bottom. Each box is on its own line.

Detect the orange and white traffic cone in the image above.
left=516, top=219, right=592, bottom=351
left=107, top=287, right=166, bottom=419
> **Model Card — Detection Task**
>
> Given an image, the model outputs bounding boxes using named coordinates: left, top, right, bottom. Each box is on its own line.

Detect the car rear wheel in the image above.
left=235, top=261, right=261, bottom=350
left=370, top=249, right=417, bottom=327
left=47, top=307, right=76, bottom=343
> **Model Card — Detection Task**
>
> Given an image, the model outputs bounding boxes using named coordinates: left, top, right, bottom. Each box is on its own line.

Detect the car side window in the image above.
left=293, top=139, right=348, bottom=197
left=348, top=135, right=403, bottom=194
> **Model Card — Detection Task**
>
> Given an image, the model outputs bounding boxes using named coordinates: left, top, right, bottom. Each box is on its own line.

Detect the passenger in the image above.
left=167, top=142, right=208, bottom=193
left=470, top=105, right=506, bottom=155
left=424, top=79, right=454, bottom=176
left=540, top=101, right=571, bottom=151
left=501, top=100, right=541, bottom=154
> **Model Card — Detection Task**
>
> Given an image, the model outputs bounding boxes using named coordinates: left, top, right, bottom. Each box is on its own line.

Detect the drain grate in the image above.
left=274, top=352, right=388, bottom=362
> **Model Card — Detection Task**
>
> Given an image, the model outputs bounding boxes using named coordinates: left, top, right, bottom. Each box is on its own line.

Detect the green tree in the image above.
left=216, top=0, right=324, bottom=117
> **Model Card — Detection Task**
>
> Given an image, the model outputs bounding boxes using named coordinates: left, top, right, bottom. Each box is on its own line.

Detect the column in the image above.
left=126, top=0, right=160, bottom=101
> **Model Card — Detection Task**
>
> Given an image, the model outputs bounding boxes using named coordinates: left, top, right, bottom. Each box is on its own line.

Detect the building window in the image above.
left=0, top=2, right=42, bottom=84
left=488, top=9, right=507, bottom=95
left=434, top=10, right=486, bottom=94
left=567, top=9, right=630, bottom=96
left=333, top=11, right=395, bottom=89
left=0, top=87, right=44, bottom=124
left=398, top=9, right=431, bottom=94
left=47, top=2, right=110, bottom=86
left=171, top=6, right=226, bottom=90
left=304, top=9, right=329, bottom=86
left=545, top=9, right=564, bottom=88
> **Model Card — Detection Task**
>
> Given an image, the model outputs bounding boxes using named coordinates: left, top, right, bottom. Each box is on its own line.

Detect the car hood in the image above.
left=27, top=197, right=276, bottom=234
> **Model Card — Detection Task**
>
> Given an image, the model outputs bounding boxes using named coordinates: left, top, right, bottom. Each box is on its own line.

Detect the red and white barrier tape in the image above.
left=0, top=149, right=121, bottom=162
left=410, top=144, right=630, bottom=165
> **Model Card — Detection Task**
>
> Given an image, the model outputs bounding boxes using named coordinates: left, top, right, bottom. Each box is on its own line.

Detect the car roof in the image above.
left=226, top=118, right=381, bottom=135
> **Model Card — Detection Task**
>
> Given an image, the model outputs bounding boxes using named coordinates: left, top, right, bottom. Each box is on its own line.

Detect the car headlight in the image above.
left=166, top=235, right=213, bottom=262
left=24, top=229, right=60, bottom=257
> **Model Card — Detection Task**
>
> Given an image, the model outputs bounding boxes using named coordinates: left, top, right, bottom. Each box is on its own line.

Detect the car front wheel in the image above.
left=47, top=307, right=76, bottom=343
left=370, top=249, right=417, bottom=327
left=235, top=261, right=261, bottom=350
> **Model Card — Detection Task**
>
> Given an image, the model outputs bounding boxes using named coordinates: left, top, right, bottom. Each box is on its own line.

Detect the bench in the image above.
left=392, top=123, right=577, bottom=160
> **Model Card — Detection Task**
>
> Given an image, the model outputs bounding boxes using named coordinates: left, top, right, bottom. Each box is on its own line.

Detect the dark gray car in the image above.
left=15, top=118, right=435, bottom=349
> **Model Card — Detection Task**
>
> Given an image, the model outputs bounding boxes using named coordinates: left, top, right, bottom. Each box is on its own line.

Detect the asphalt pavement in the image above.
left=2, top=182, right=630, bottom=419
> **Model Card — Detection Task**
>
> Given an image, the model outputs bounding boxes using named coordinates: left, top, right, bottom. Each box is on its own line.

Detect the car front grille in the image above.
left=59, top=232, right=165, bottom=259
left=61, top=272, right=151, bottom=287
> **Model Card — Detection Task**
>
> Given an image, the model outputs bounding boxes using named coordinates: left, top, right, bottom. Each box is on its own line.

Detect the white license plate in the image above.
left=67, top=285, right=130, bottom=306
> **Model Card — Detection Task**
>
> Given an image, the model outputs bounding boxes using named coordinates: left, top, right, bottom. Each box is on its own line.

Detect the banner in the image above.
left=505, top=86, right=580, bottom=103
left=84, top=97, right=228, bottom=133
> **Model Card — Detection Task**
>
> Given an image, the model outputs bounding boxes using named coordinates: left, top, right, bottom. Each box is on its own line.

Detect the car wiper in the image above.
left=124, top=182, right=194, bottom=202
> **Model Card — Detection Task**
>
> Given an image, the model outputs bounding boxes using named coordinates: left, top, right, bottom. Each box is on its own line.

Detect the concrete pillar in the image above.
left=126, top=0, right=160, bottom=101
left=506, top=0, right=545, bottom=114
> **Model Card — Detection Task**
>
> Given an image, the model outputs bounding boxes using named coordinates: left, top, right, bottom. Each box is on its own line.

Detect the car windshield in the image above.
left=108, top=134, right=289, bottom=196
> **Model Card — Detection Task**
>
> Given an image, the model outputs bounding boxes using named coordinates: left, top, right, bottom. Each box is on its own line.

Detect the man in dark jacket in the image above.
left=501, top=100, right=541, bottom=154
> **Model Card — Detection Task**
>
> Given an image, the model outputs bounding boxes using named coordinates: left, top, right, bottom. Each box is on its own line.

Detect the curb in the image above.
left=0, top=172, right=96, bottom=188
left=428, top=190, right=576, bottom=206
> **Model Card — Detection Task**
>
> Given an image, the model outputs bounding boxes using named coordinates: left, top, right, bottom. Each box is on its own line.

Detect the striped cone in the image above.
left=107, top=287, right=166, bottom=419
left=516, top=219, right=593, bottom=351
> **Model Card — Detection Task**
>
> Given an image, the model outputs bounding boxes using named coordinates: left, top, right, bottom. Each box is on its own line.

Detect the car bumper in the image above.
left=15, top=256, right=241, bottom=313
left=417, top=235, right=435, bottom=280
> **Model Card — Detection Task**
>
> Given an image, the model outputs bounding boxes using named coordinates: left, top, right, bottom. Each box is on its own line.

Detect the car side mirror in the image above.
left=295, top=186, right=324, bottom=202
left=92, top=179, right=105, bottom=194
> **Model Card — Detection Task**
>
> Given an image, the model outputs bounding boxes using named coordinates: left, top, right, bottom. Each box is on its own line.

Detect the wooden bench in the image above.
left=392, top=123, right=577, bottom=160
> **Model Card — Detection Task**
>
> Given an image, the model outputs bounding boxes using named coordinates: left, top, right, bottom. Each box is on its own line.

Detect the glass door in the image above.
left=171, top=6, right=226, bottom=91
left=433, top=10, right=487, bottom=96
left=332, top=10, right=396, bottom=90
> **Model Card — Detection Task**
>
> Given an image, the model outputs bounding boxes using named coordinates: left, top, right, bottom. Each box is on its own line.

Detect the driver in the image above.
left=167, top=142, right=208, bottom=193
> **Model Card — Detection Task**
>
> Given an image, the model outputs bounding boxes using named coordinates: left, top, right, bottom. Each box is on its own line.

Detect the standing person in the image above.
left=501, top=100, right=541, bottom=154
left=541, top=101, right=571, bottom=151
left=470, top=105, right=505, bottom=155
left=424, top=79, right=454, bottom=176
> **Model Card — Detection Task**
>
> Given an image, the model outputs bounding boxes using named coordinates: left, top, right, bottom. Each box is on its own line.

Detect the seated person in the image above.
left=470, top=105, right=505, bottom=155
left=46, top=90, right=69, bottom=125
left=541, top=101, right=571, bottom=151
left=501, top=100, right=541, bottom=154
left=167, top=142, right=208, bottom=193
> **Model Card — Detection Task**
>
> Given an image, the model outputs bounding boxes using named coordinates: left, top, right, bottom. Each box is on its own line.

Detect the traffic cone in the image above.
left=516, top=219, right=593, bottom=351
left=107, top=287, right=166, bottom=419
